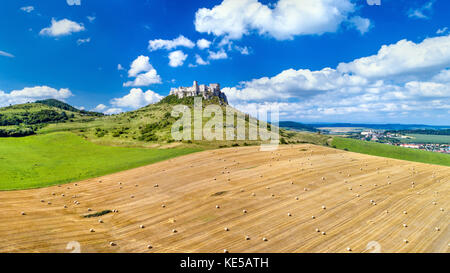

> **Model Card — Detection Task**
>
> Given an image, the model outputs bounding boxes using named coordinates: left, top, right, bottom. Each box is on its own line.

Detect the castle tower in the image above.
left=193, top=80, right=199, bottom=93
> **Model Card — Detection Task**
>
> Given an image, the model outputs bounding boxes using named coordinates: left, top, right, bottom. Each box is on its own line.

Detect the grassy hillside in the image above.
left=35, top=99, right=103, bottom=116
left=396, top=134, right=450, bottom=144
left=0, top=132, right=201, bottom=190
left=39, top=96, right=330, bottom=148
left=332, top=137, right=450, bottom=166
left=0, top=101, right=101, bottom=137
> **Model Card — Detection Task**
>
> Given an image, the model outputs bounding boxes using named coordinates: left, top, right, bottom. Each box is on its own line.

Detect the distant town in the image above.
left=279, top=122, right=450, bottom=154
left=352, top=130, right=450, bottom=154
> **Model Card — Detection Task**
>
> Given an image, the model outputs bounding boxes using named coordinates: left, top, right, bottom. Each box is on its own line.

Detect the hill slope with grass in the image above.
left=332, top=137, right=450, bottom=167
left=39, top=96, right=331, bottom=148
left=0, top=101, right=102, bottom=137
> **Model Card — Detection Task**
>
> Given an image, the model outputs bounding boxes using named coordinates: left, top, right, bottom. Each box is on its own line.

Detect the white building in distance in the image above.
left=169, top=81, right=228, bottom=104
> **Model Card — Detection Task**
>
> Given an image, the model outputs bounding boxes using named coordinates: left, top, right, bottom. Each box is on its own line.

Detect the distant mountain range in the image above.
left=279, top=121, right=450, bottom=131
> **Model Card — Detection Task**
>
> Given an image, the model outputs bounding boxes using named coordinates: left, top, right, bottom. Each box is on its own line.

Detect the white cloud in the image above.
left=168, top=50, right=188, bottom=67
left=208, top=48, right=228, bottom=60
left=337, top=34, right=450, bottom=79
left=104, top=108, right=123, bottom=115
left=20, top=6, right=34, bottom=13
left=124, top=70, right=162, bottom=87
left=235, top=45, right=250, bottom=55
left=0, top=86, right=73, bottom=107
left=77, top=37, right=90, bottom=45
left=436, top=27, right=448, bottom=35
left=223, top=34, right=450, bottom=123
left=40, top=18, right=85, bottom=37
left=67, top=0, right=81, bottom=6
left=0, top=50, right=14, bottom=58
left=92, top=104, right=107, bottom=111
left=408, top=1, right=434, bottom=19
left=148, top=35, right=195, bottom=51
left=87, top=16, right=96, bottom=23
left=432, top=69, right=450, bottom=83
left=195, top=54, right=209, bottom=65
left=197, top=38, right=211, bottom=49
left=111, top=88, right=163, bottom=109
left=195, top=0, right=369, bottom=40
left=348, top=16, right=372, bottom=34
left=128, top=55, right=153, bottom=77
left=123, top=56, right=162, bottom=87
left=117, top=64, right=124, bottom=71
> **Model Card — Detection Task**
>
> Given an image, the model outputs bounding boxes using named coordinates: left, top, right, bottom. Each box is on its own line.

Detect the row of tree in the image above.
left=0, top=110, right=74, bottom=126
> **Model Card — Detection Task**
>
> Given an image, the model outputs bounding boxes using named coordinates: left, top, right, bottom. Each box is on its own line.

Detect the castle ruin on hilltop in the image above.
left=169, top=81, right=228, bottom=104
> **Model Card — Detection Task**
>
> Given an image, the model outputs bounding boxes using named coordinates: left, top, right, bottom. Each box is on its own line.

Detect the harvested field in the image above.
left=0, top=144, right=448, bottom=253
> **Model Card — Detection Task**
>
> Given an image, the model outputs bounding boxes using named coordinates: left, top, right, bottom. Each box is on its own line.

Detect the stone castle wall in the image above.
left=169, top=81, right=228, bottom=104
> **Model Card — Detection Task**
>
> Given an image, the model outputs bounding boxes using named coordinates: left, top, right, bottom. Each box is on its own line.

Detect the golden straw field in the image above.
left=0, top=145, right=448, bottom=253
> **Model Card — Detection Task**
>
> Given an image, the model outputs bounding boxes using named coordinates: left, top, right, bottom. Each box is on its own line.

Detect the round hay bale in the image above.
left=98, top=219, right=103, bottom=223
left=315, top=228, right=320, bottom=232
left=311, top=215, right=315, bottom=219
left=216, top=205, right=220, bottom=209
left=110, top=242, right=116, bottom=246
left=262, top=237, right=268, bottom=241
left=243, top=209, right=247, bottom=214
left=87, top=208, right=92, bottom=212
left=162, top=204, right=166, bottom=208
left=245, top=235, right=250, bottom=240
left=224, top=227, right=229, bottom=231
left=403, top=224, right=407, bottom=227
left=21, top=212, right=26, bottom=215
left=435, top=227, right=440, bottom=231
left=347, top=247, right=352, bottom=252
left=322, top=205, right=326, bottom=210
left=223, top=249, right=229, bottom=253
left=147, top=245, right=153, bottom=249
left=172, top=229, right=177, bottom=233
left=322, top=231, right=326, bottom=235
left=288, top=213, right=292, bottom=217
left=140, top=225, right=145, bottom=229
left=90, top=228, right=95, bottom=232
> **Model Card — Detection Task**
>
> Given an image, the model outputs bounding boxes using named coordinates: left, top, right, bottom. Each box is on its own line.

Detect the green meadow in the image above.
left=398, top=134, right=450, bottom=144
left=0, top=132, right=202, bottom=190
left=332, top=137, right=450, bottom=167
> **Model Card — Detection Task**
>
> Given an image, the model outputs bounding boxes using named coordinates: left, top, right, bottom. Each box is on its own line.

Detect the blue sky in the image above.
left=0, top=0, right=449, bottom=124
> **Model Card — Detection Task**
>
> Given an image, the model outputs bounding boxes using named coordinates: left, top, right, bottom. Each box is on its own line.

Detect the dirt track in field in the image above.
left=0, top=144, right=448, bottom=253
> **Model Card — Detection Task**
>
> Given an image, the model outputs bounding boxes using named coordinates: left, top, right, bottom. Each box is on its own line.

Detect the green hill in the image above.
left=0, top=100, right=102, bottom=137
left=332, top=137, right=450, bottom=167
left=35, top=99, right=103, bottom=117
left=39, top=95, right=330, bottom=148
